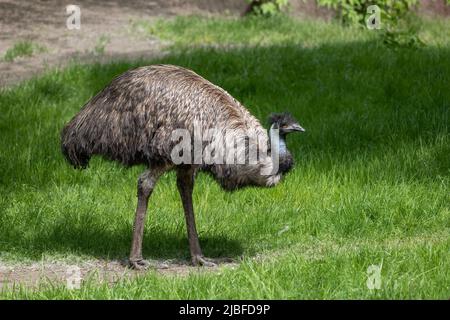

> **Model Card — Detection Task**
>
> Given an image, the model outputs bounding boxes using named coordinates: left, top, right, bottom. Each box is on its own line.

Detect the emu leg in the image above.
left=129, top=169, right=162, bottom=270
left=177, top=168, right=216, bottom=267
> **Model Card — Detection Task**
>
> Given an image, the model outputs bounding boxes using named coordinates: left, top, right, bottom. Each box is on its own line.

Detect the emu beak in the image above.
left=292, top=124, right=305, bottom=132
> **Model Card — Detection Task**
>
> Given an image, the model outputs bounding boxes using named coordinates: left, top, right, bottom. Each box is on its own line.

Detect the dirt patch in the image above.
left=0, top=0, right=251, bottom=87
left=0, top=1, right=165, bottom=87
left=0, top=258, right=238, bottom=290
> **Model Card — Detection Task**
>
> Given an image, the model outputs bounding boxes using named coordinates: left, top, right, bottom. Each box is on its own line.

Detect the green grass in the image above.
left=3, top=41, right=46, bottom=62
left=0, top=16, right=449, bottom=299
left=133, top=15, right=377, bottom=47
left=93, top=35, right=111, bottom=56
left=135, top=15, right=450, bottom=47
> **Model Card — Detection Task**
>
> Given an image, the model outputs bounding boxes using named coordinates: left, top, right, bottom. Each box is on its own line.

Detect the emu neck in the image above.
left=269, top=125, right=293, bottom=175
left=278, top=134, right=288, bottom=157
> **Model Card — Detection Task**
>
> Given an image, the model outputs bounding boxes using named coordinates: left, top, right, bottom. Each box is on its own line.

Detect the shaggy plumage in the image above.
left=61, top=64, right=303, bottom=268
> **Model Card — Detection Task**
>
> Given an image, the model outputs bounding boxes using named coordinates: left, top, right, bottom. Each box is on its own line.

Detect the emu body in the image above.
left=61, top=64, right=303, bottom=268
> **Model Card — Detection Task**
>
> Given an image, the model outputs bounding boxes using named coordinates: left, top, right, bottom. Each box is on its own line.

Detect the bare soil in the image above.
left=1, top=1, right=155, bottom=87
left=0, top=258, right=238, bottom=290
left=0, top=0, right=252, bottom=87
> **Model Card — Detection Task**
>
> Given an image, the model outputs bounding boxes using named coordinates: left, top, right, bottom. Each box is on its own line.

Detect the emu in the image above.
left=61, top=64, right=304, bottom=269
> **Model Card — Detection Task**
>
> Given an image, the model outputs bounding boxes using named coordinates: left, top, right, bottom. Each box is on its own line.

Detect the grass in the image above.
left=133, top=15, right=378, bottom=47
left=93, top=35, right=111, bottom=56
left=3, top=41, right=46, bottom=62
left=0, top=16, right=449, bottom=299
left=135, top=15, right=450, bottom=47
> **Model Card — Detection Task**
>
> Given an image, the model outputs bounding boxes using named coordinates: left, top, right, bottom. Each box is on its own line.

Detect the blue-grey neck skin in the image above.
left=269, top=123, right=287, bottom=156
left=269, top=123, right=293, bottom=175
left=278, top=135, right=287, bottom=156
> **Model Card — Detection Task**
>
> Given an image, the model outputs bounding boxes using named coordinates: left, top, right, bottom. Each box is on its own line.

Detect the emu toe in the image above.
left=192, top=255, right=217, bottom=267
left=128, top=258, right=151, bottom=270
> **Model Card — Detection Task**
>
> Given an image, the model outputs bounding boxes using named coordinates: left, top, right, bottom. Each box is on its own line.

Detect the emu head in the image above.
left=268, top=112, right=305, bottom=136
left=209, top=112, right=305, bottom=191
left=267, top=112, right=305, bottom=176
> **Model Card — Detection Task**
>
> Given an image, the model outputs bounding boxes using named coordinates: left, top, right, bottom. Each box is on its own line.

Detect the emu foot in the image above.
left=192, top=255, right=217, bottom=267
left=128, top=258, right=151, bottom=270
left=128, top=258, right=170, bottom=270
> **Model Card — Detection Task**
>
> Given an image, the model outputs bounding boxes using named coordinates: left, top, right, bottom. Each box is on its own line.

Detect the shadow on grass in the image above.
left=2, top=220, right=243, bottom=262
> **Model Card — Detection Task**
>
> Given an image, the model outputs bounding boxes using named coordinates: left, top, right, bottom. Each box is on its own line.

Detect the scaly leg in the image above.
left=177, top=167, right=216, bottom=267
left=129, top=168, right=163, bottom=270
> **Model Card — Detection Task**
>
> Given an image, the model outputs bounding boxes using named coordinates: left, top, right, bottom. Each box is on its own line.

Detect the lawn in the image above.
left=0, top=16, right=449, bottom=299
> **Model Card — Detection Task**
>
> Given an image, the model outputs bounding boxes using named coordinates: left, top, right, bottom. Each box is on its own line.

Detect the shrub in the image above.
left=316, top=0, right=417, bottom=24
left=245, top=0, right=290, bottom=17
left=316, top=0, right=423, bottom=47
